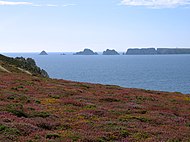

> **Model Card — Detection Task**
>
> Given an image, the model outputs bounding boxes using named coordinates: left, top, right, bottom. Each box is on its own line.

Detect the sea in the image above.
left=3, top=53, right=190, bottom=94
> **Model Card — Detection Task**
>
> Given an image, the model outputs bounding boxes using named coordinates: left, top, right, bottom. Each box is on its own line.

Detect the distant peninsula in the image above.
left=157, top=48, right=190, bottom=54
left=39, top=50, right=48, bottom=55
left=126, top=48, right=190, bottom=55
left=74, top=49, right=98, bottom=55
left=103, top=49, right=119, bottom=55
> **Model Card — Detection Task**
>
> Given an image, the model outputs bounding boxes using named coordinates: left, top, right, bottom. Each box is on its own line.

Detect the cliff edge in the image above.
left=0, top=54, right=49, bottom=78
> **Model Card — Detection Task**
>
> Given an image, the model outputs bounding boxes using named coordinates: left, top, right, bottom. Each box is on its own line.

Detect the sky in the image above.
left=0, top=0, right=190, bottom=52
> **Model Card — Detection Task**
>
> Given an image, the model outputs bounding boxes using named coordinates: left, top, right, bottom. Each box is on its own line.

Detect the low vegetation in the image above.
left=0, top=55, right=190, bottom=141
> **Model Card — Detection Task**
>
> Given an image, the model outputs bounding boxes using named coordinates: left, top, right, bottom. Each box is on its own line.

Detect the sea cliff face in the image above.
left=0, top=54, right=190, bottom=142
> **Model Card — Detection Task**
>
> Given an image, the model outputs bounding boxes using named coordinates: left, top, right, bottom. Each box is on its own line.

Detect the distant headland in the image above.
left=38, top=48, right=190, bottom=55
left=125, top=48, right=190, bottom=55
left=74, top=49, right=98, bottom=55
left=103, top=49, right=119, bottom=55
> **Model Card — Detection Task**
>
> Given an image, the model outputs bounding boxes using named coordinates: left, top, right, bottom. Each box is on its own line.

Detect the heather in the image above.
left=0, top=71, right=190, bottom=142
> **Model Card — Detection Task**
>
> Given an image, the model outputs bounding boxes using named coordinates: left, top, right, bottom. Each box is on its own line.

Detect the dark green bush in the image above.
left=46, top=133, right=60, bottom=139
left=7, top=103, right=28, bottom=118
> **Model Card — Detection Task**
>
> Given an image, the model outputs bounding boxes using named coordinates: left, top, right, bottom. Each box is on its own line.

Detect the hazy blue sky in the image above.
left=0, top=0, right=190, bottom=52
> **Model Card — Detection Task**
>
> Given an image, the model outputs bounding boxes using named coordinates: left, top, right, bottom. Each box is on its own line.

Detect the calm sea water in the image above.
left=3, top=53, right=190, bottom=94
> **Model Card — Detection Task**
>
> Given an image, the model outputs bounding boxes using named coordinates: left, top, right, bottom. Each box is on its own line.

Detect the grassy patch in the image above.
left=100, top=98, right=120, bottom=102
left=120, top=129, right=130, bottom=137
left=58, top=124, right=72, bottom=130
left=30, top=111, right=50, bottom=118
left=62, top=131, right=81, bottom=141
left=135, top=96, right=157, bottom=102
left=186, top=122, right=190, bottom=127
left=119, top=114, right=150, bottom=122
left=77, top=84, right=91, bottom=89
left=0, top=124, right=7, bottom=131
left=7, top=94, right=30, bottom=103
left=0, top=124, right=20, bottom=136
left=83, top=104, right=97, bottom=110
left=6, top=103, right=28, bottom=118
left=133, top=132, right=149, bottom=140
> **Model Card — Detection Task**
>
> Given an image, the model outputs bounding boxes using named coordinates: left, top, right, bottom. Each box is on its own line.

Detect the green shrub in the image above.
left=133, top=132, right=149, bottom=140
left=49, top=95, right=60, bottom=99
left=30, top=111, right=50, bottom=118
left=186, top=123, right=190, bottom=127
left=35, top=100, right=41, bottom=104
left=0, top=124, right=6, bottom=131
left=46, top=133, right=60, bottom=139
left=119, top=114, right=150, bottom=122
left=84, top=105, right=96, bottom=110
left=0, top=124, right=20, bottom=136
left=100, top=98, right=120, bottom=102
left=120, top=130, right=130, bottom=137
left=7, top=103, right=28, bottom=118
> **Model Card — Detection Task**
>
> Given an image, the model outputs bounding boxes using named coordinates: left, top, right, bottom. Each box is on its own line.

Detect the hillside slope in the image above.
left=0, top=55, right=190, bottom=142
left=0, top=54, right=48, bottom=78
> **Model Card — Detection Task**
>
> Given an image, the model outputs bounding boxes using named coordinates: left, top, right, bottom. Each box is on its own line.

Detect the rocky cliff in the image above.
left=74, top=49, right=98, bottom=55
left=0, top=54, right=49, bottom=78
left=103, top=49, right=119, bottom=55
